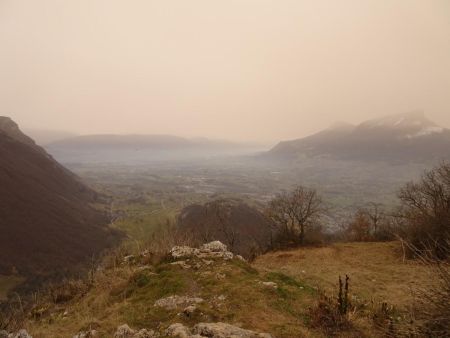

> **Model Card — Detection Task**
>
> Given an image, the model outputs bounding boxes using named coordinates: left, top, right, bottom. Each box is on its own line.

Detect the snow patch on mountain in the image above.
left=406, top=126, right=444, bottom=138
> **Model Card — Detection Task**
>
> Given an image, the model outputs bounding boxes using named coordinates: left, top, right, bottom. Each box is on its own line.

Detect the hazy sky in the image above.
left=1, top=0, right=449, bottom=142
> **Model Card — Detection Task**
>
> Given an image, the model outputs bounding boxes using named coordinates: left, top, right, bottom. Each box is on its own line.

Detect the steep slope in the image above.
left=267, top=111, right=450, bottom=162
left=0, top=117, right=121, bottom=278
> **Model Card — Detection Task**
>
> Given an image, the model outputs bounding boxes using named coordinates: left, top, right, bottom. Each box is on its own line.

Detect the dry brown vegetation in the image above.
left=2, top=239, right=442, bottom=337
left=0, top=276, right=25, bottom=302
left=12, top=252, right=319, bottom=337
left=254, top=241, right=433, bottom=311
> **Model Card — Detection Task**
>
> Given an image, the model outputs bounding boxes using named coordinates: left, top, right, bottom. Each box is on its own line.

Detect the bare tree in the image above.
left=212, top=200, right=240, bottom=251
left=398, top=161, right=450, bottom=258
left=363, top=202, right=384, bottom=236
left=267, top=186, right=324, bottom=245
left=345, top=209, right=372, bottom=242
left=266, top=192, right=296, bottom=242
left=344, top=203, right=393, bottom=241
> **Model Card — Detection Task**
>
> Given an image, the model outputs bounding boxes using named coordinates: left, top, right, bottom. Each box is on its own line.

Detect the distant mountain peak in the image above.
left=359, top=110, right=435, bottom=129
left=357, top=111, right=444, bottom=138
left=266, top=110, right=450, bottom=162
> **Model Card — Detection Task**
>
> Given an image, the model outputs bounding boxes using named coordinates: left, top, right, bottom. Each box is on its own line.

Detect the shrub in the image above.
left=309, top=275, right=353, bottom=335
left=343, top=204, right=396, bottom=242
left=405, top=242, right=450, bottom=337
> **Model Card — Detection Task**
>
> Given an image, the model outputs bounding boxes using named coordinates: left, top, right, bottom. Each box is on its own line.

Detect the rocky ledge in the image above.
left=170, top=241, right=245, bottom=261
left=166, top=322, right=273, bottom=338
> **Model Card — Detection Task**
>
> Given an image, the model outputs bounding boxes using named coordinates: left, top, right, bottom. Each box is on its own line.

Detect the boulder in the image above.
left=166, top=323, right=192, bottom=338
left=113, top=325, right=156, bottom=338
left=114, top=325, right=135, bottom=338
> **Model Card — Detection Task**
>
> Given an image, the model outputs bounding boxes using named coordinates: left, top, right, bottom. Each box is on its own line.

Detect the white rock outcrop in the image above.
left=154, top=295, right=204, bottom=310
left=195, top=322, right=273, bottom=338
left=199, top=241, right=228, bottom=253
left=170, top=241, right=234, bottom=261
left=1, top=330, right=33, bottom=338
left=165, top=322, right=273, bottom=338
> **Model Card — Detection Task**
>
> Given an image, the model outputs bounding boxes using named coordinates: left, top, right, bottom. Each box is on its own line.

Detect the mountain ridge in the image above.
left=45, top=134, right=264, bottom=164
left=267, top=111, right=450, bottom=162
left=0, top=117, right=121, bottom=279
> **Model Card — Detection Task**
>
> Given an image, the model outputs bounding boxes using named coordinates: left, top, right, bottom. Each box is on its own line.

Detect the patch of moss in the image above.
left=266, top=272, right=315, bottom=294
left=231, top=259, right=259, bottom=275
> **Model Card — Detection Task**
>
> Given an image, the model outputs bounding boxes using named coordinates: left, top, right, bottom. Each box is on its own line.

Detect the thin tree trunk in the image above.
left=299, top=224, right=305, bottom=245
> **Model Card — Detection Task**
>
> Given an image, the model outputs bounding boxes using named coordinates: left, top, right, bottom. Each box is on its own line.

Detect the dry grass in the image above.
left=12, top=241, right=436, bottom=337
left=24, top=256, right=321, bottom=338
left=254, top=241, right=433, bottom=311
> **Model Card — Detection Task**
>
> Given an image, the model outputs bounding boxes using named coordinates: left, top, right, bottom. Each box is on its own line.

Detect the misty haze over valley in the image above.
left=0, top=1, right=449, bottom=337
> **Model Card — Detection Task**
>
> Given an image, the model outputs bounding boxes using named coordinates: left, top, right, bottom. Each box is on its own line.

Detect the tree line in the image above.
left=265, top=161, right=450, bottom=259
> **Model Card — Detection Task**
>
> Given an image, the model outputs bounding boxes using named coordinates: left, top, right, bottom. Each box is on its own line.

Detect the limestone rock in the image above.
left=113, top=325, right=156, bottom=338
left=166, top=323, right=193, bottom=338
left=170, top=246, right=198, bottom=259
left=154, top=295, right=204, bottom=310
left=199, top=241, right=227, bottom=253
left=73, top=330, right=98, bottom=338
left=9, top=330, right=33, bottom=338
left=166, top=322, right=273, bottom=338
left=170, top=242, right=234, bottom=261
left=260, top=281, right=278, bottom=289
left=194, top=322, right=273, bottom=338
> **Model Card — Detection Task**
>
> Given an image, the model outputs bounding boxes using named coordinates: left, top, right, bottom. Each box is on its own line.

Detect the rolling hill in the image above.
left=45, top=134, right=263, bottom=164
left=267, top=111, right=450, bottom=162
left=177, top=199, right=273, bottom=258
left=0, top=117, right=121, bottom=279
